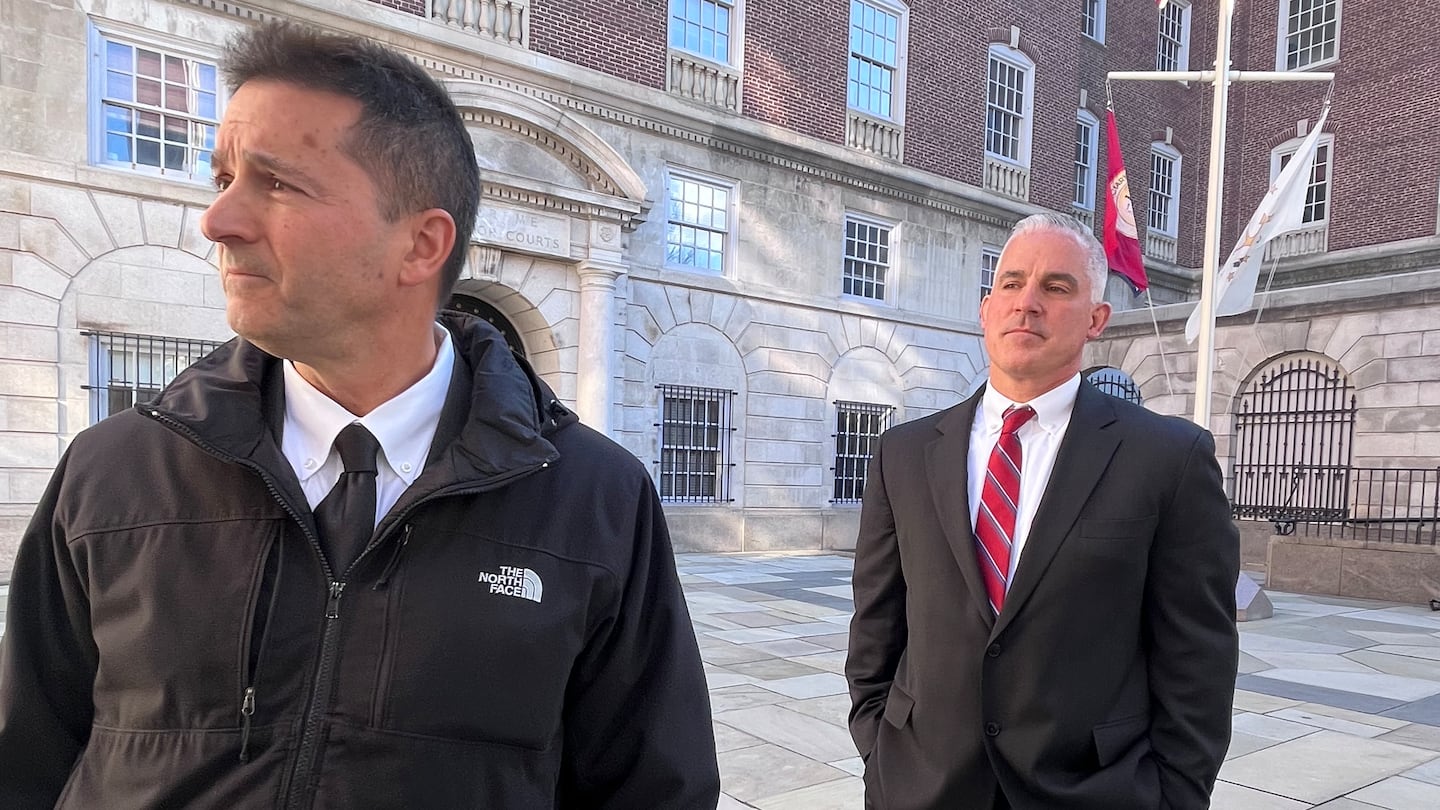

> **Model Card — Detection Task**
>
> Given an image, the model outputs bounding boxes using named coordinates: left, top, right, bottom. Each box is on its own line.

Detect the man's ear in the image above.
left=1087, top=301, right=1113, bottom=340
left=399, top=208, right=456, bottom=289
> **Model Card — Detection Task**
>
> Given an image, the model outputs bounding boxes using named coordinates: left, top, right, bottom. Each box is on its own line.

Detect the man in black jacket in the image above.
left=0, top=21, right=719, bottom=809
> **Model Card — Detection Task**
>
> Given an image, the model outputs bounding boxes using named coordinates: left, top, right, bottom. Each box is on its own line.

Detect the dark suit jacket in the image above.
left=846, top=382, right=1239, bottom=810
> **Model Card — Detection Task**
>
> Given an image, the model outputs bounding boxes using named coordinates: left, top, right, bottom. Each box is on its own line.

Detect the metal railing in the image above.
left=1264, top=467, right=1440, bottom=545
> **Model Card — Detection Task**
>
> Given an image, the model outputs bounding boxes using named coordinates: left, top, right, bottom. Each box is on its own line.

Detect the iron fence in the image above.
left=1268, top=466, right=1440, bottom=545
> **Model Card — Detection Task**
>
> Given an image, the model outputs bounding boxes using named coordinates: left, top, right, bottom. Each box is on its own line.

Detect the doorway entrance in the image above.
left=448, top=294, right=527, bottom=359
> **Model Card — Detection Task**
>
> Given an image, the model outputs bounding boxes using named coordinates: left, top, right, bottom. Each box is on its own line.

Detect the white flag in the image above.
left=1185, top=106, right=1330, bottom=344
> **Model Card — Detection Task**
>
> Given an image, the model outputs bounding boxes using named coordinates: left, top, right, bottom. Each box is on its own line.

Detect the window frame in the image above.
left=87, top=21, right=224, bottom=185
left=979, top=245, right=1001, bottom=304
left=1155, top=0, right=1191, bottom=72
left=841, top=212, right=896, bottom=304
left=1074, top=109, right=1100, bottom=213
left=663, top=167, right=737, bottom=276
left=1082, top=0, right=1106, bottom=44
left=1148, top=142, right=1182, bottom=238
left=656, top=383, right=735, bottom=504
left=832, top=400, right=895, bottom=504
left=84, top=330, right=225, bottom=424
left=1270, top=133, right=1334, bottom=225
left=984, top=44, right=1035, bottom=169
left=667, top=0, right=742, bottom=67
left=1276, top=0, right=1341, bottom=71
left=846, top=0, right=909, bottom=123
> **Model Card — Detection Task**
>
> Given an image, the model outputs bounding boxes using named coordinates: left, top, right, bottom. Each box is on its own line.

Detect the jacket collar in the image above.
left=145, top=313, right=563, bottom=510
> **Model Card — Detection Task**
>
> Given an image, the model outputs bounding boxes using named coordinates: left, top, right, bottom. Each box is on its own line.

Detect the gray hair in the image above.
left=1000, top=213, right=1109, bottom=303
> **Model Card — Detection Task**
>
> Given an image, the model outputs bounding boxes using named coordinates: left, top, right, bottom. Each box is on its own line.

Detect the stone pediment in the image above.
left=446, top=81, right=648, bottom=217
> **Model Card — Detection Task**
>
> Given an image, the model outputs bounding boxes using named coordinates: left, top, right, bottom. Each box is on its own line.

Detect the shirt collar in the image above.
left=282, top=325, right=454, bottom=487
left=980, top=373, right=1082, bottom=438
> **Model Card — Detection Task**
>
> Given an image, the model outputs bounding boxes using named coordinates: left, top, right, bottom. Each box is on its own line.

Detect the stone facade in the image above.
left=1, top=0, right=1436, bottom=575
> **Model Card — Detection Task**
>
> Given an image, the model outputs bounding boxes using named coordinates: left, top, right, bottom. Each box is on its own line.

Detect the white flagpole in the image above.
left=1191, top=0, right=1236, bottom=429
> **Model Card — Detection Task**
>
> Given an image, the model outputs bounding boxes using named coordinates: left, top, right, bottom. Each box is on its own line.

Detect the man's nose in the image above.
left=1013, top=282, right=1042, bottom=312
left=199, top=183, right=254, bottom=246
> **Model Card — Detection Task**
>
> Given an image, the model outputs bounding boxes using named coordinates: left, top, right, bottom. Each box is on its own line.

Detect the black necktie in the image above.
left=315, top=423, right=380, bottom=574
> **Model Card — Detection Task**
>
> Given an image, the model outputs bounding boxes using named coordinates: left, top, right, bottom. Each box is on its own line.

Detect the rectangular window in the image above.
left=665, top=172, right=731, bottom=273
left=843, top=217, right=891, bottom=301
left=94, top=31, right=219, bottom=181
left=833, top=401, right=894, bottom=503
left=657, top=384, right=732, bottom=503
left=85, top=331, right=224, bottom=423
left=1156, top=1, right=1190, bottom=72
left=1148, top=148, right=1179, bottom=236
left=1082, top=0, right=1105, bottom=42
left=668, top=0, right=735, bottom=65
left=980, top=247, right=1000, bottom=300
left=1283, top=0, right=1339, bottom=69
left=985, top=54, right=1027, bottom=162
left=1278, top=141, right=1332, bottom=223
left=1074, top=116, right=1097, bottom=211
left=848, top=0, right=901, bottom=119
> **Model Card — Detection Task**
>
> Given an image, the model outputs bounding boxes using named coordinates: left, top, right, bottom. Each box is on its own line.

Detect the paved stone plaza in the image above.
left=678, top=552, right=1440, bottom=810
left=5, top=554, right=1440, bottom=808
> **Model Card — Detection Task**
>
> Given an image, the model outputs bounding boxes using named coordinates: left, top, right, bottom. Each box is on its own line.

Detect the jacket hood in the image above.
left=144, top=312, right=568, bottom=489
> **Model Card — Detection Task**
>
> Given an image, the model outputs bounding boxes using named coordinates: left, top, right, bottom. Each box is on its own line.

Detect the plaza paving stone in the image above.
left=6, top=554, right=1440, bottom=808
left=678, top=553, right=1440, bottom=808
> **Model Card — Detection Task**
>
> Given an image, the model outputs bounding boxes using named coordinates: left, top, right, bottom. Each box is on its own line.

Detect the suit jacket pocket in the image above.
left=1092, top=713, right=1150, bottom=768
left=1079, top=515, right=1158, bottom=540
left=882, top=683, right=915, bottom=729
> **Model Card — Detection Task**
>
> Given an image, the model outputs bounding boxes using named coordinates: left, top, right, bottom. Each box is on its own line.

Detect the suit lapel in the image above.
left=925, top=388, right=995, bottom=626
left=993, top=383, right=1120, bottom=637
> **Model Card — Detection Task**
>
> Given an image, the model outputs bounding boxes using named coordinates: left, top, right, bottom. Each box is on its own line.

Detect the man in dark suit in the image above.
left=846, top=212, right=1239, bottom=809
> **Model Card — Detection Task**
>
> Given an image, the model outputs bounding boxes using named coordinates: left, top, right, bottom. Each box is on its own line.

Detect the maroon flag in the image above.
left=1103, top=110, right=1148, bottom=294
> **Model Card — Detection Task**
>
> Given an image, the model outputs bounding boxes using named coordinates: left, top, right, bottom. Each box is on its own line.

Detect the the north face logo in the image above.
left=477, top=566, right=543, bottom=603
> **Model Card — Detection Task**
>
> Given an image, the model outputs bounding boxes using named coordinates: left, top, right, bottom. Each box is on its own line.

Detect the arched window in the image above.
left=1232, top=353, right=1356, bottom=520
left=1084, top=366, right=1143, bottom=406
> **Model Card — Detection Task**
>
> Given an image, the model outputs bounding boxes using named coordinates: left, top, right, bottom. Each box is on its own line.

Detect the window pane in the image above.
left=103, top=103, right=132, bottom=134
left=136, top=139, right=161, bottom=168
left=105, top=133, right=131, bottom=163
left=106, top=70, right=132, bottom=102
left=164, top=144, right=187, bottom=171
left=105, top=40, right=132, bottom=72
left=137, top=48, right=161, bottom=77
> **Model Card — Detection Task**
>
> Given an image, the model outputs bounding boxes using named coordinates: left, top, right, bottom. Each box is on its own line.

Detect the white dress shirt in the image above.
left=967, top=374, right=1081, bottom=581
left=280, top=326, right=455, bottom=527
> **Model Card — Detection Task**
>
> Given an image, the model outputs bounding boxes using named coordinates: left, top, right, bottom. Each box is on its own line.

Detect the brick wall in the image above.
left=1226, top=0, right=1440, bottom=253
left=369, top=0, right=425, bottom=17
left=739, top=0, right=847, bottom=143
left=530, top=0, right=668, bottom=90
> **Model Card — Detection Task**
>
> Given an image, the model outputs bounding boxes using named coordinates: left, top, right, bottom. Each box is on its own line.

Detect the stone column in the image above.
left=575, top=260, right=623, bottom=435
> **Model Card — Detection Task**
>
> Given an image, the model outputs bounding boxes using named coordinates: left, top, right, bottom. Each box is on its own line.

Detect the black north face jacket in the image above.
left=0, top=313, right=719, bottom=808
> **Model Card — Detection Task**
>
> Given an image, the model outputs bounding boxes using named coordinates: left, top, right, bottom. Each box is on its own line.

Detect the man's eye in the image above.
left=270, top=178, right=287, bottom=191
left=213, top=177, right=231, bottom=191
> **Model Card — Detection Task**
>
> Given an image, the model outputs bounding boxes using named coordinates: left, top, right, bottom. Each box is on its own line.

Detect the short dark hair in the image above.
left=222, top=21, right=479, bottom=307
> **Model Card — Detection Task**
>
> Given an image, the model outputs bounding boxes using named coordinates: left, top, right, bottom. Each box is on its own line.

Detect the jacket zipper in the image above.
left=143, top=406, right=552, bottom=810
left=374, top=524, right=412, bottom=591
left=239, top=686, right=257, bottom=762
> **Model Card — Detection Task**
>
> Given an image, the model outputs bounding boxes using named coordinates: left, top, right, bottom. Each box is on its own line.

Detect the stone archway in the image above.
left=444, top=81, right=649, bottom=436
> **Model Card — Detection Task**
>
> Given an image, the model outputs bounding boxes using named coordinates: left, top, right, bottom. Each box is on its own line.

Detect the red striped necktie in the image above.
left=975, top=405, right=1035, bottom=615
